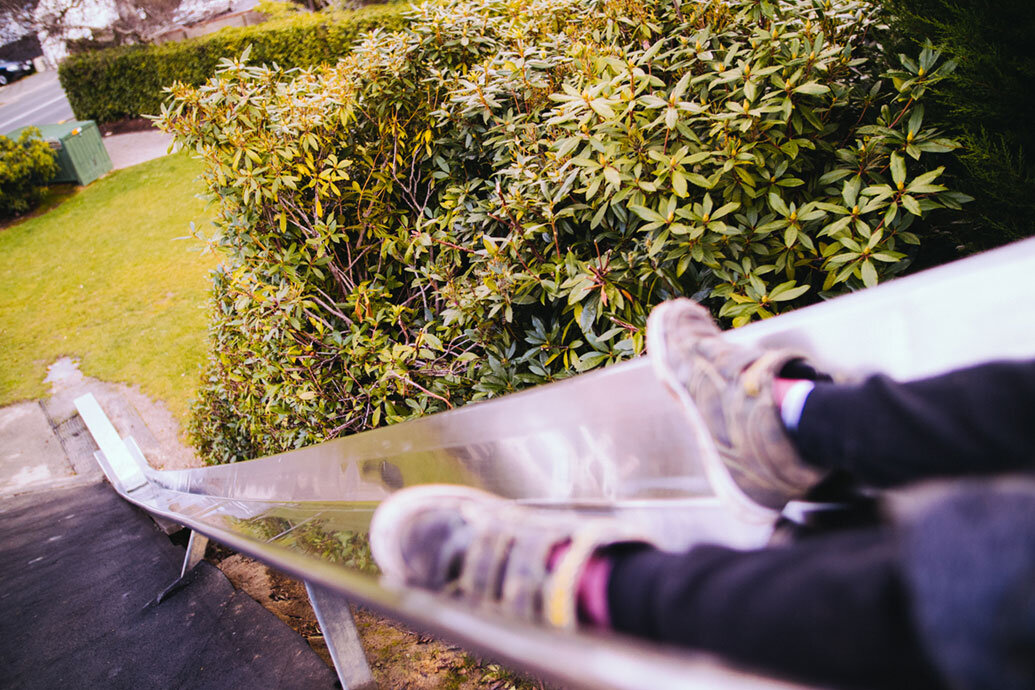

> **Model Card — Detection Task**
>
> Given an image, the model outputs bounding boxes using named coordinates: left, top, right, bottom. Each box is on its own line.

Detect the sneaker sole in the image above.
left=370, top=484, right=502, bottom=582
left=646, top=301, right=778, bottom=525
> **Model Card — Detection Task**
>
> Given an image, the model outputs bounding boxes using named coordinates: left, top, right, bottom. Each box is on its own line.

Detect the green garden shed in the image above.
left=6, top=121, right=112, bottom=186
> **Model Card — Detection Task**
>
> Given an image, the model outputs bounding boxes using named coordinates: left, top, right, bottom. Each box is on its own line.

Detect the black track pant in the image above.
left=796, top=360, right=1035, bottom=487
left=608, top=360, right=1035, bottom=689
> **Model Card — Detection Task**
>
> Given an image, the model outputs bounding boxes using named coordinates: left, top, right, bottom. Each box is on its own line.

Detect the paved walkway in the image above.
left=104, top=129, right=177, bottom=170
left=0, top=401, right=98, bottom=497
left=0, top=358, right=196, bottom=500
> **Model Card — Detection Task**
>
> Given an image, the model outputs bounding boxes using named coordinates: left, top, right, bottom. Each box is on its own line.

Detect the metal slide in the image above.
left=79, top=238, right=1035, bottom=689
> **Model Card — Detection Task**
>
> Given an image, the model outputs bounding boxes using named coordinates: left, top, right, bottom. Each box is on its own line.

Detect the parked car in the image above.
left=0, top=60, right=34, bottom=86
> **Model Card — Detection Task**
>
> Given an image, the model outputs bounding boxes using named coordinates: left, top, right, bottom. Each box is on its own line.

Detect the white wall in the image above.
left=34, top=0, right=119, bottom=65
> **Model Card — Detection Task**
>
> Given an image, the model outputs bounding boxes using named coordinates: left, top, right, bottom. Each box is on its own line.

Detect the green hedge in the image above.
left=58, top=4, right=409, bottom=124
left=882, top=0, right=1035, bottom=253
left=161, top=0, right=965, bottom=464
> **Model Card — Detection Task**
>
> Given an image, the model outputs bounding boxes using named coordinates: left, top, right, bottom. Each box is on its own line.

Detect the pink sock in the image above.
left=577, top=553, right=613, bottom=627
left=548, top=544, right=613, bottom=628
left=772, top=377, right=796, bottom=406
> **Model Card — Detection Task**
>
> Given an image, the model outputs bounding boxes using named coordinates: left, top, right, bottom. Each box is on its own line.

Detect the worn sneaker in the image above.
left=647, top=298, right=826, bottom=514
left=369, top=485, right=653, bottom=629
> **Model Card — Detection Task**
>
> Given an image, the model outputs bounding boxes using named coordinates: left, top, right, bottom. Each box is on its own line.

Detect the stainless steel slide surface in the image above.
left=82, top=237, right=1035, bottom=690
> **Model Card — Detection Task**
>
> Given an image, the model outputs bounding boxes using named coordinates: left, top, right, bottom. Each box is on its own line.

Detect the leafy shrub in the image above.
left=161, top=0, right=965, bottom=463
left=0, top=129, right=58, bottom=219
left=882, top=0, right=1035, bottom=252
left=255, top=0, right=304, bottom=18
left=58, top=3, right=409, bottom=124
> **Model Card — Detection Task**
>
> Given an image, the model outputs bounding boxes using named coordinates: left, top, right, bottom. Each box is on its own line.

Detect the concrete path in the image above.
left=0, top=357, right=199, bottom=501
left=103, top=129, right=177, bottom=170
left=42, top=357, right=199, bottom=472
left=0, top=401, right=100, bottom=497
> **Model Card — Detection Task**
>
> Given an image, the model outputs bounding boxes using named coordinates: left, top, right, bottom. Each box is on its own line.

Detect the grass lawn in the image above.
left=0, top=152, right=216, bottom=424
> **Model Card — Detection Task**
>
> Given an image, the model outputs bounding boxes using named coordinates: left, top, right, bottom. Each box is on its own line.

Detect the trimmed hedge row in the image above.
left=58, top=4, right=409, bottom=124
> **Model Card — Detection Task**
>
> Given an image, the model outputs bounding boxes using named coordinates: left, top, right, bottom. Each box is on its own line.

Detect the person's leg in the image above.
left=604, top=478, right=1035, bottom=690
left=649, top=298, right=1035, bottom=503
left=793, top=360, right=1035, bottom=487
left=372, top=486, right=941, bottom=688
left=371, top=480, right=1035, bottom=689
left=607, top=530, right=944, bottom=689
left=899, top=479, right=1035, bottom=690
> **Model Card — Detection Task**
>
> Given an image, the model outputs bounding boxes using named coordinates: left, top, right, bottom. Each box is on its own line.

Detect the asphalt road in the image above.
left=0, top=70, right=75, bottom=136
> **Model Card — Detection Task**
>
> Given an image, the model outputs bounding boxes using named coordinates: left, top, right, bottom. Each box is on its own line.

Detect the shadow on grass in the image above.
left=0, top=184, right=79, bottom=233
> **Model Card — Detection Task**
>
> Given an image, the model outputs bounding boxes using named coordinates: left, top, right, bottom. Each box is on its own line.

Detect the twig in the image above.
left=386, top=371, right=453, bottom=408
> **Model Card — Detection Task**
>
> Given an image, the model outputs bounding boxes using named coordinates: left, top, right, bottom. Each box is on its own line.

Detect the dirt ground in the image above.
left=98, top=117, right=157, bottom=136
left=208, top=544, right=550, bottom=690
